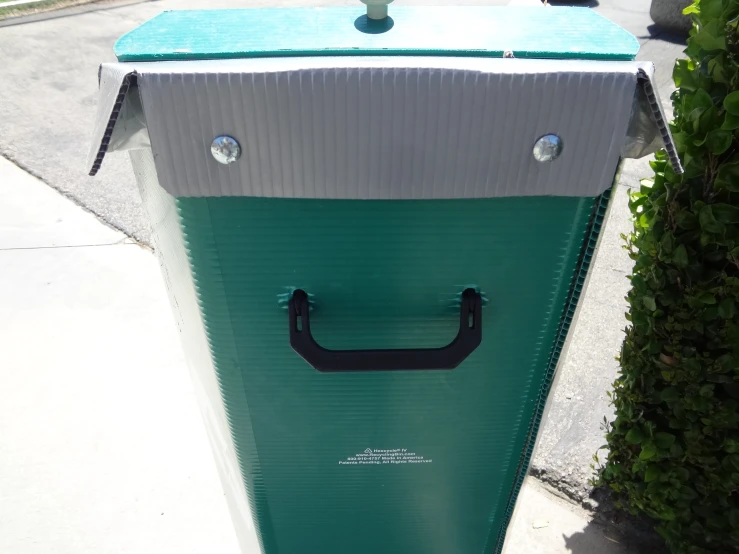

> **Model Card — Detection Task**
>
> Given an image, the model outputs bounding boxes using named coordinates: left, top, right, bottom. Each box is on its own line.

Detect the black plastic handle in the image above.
left=288, top=289, right=482, bottom=372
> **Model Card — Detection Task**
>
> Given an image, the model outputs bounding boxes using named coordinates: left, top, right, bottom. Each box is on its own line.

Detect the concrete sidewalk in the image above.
left=0, top=156, right=642, bottom=553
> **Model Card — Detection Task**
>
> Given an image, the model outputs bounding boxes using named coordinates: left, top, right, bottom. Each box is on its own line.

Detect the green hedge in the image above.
left=597, top=0, right=739, bottom=552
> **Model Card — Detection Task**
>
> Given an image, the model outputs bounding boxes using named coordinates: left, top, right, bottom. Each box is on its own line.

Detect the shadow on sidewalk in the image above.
left=562, top=513, right=669, bottom=554
left=548, top=0, right=600, bottom=8
left=640, top=23, right=688, bottom=45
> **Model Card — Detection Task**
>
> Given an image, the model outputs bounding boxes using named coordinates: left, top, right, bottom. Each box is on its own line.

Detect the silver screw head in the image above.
left=533, top=134, right=563, bottom=163
left=211, top=135, right=241, bottom=165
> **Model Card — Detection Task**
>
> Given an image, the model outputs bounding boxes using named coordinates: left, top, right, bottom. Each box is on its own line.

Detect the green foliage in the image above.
left=597, top=1, right=739, bottom=552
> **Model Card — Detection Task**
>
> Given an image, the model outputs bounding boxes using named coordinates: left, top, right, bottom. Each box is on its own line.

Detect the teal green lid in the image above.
left=114, top=6, right=639, bottom=62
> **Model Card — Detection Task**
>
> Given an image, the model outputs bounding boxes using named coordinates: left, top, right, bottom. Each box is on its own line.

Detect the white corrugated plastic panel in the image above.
left=89, top=57, right=678, bottom=198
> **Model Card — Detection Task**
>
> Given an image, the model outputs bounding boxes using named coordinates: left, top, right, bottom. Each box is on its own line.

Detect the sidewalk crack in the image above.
left=0, top=239, right=140, bottom=252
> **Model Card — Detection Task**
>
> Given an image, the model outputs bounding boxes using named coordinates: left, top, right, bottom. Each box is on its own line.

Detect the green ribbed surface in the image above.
left=491, top=189, right=612, bottom=554
left=176, top=195, right=599, bottom=554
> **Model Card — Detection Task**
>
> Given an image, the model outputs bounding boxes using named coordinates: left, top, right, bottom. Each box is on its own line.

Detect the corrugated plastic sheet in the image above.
left=88, top=64, right=135, bottom=176
left=111, top=6, right=628, bottom=552
left=131, top=57, right=635, bottom=199
left=171, top=192, right=599, bottom=554
left=114, top=7, right=639, bottom=62
left=491, top=188, right=613, bottom=554
left=129, top=150, right=263, bottom=554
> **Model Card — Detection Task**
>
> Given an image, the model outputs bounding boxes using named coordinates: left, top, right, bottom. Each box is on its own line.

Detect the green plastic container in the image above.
left=88, top=7, right=678, bottom=554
